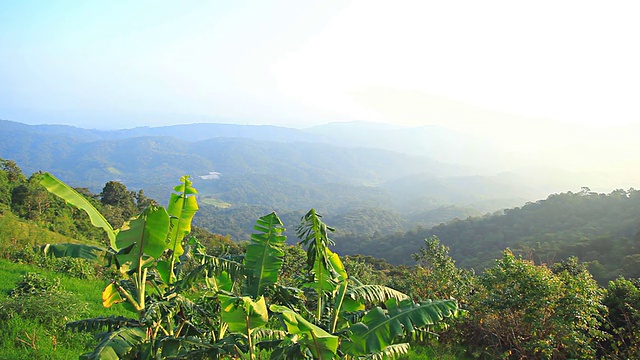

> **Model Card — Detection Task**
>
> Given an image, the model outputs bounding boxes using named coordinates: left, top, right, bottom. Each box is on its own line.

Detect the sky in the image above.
left=2, top=0, right=639, bottom=133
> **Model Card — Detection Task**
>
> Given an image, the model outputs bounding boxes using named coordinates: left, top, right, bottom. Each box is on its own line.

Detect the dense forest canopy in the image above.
left=333, top=187, right=640, bottom=284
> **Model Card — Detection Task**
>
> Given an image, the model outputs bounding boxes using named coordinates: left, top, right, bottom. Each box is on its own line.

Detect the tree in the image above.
left=410, top=236, right=474, bottom=303
left=602, top=277, right=640, bottom=359
left=100, top=181, right=137, bottom=227
left=0, top=158, right=27, bottom=184
left=468, top=250, right=605, bottom=359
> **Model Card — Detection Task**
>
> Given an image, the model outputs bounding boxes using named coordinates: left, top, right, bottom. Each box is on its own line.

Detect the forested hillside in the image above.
left=2, top=158, right=640, bottom=359
left=336, top=187, right=640, bottom=284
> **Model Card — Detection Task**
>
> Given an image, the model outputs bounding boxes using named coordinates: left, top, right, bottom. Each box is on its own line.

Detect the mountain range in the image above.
left=0, top=118, right=608, bottom=241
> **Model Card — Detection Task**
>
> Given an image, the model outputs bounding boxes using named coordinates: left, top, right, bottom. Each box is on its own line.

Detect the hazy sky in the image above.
left=1, top=0, right=639, bottom=131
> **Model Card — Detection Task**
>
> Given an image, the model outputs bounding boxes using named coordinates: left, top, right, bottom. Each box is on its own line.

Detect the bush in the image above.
left=10, top=248, right=100, bottom=279
left=8, top=272, right=61, bottom=297
left=601, top=277, right=640, bottom=359
left=466, top=251, right=605, bottom=359
left=1, top=272, right=88, bottom=328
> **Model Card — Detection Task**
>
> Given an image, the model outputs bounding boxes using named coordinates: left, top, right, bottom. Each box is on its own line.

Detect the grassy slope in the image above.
left=0, top=213, right=128, bottom=359
left=0, top=212, right=100, bottom=256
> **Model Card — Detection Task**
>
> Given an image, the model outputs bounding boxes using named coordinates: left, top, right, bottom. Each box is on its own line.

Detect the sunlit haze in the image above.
left=1, top=1, right=639, bottom=188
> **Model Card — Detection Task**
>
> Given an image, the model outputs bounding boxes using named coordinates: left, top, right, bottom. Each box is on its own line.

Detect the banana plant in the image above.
left=41, top=172, right=459, bottom=359
left=270, top=304, right=339, bottom=360
left=243, top=212, right=286, bottom=298
left=40, top=173, right=202, bottom=359
left=161, top=176, right=199, bottom=284
left=296, top=208, right=338, bottom=322
left=293, top=209, right=459, bottom=359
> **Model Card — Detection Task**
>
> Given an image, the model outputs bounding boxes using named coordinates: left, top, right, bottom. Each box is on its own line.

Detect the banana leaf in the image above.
left=79, top=326, right=147, bottom=360
left=167, top=176, right=198, bottom=260
left=270, top=304, right=338, bottom=360
left=40, top=172, right=117, bottom=248
left=219, top=295, right=269, bottom=335
left=40, top=243, right=106, bottom=261
left=115, top=205, right=170, bottom=269
left=344, top=298, right=457, bottom=355
left=243, top=212, right=286, bottom=297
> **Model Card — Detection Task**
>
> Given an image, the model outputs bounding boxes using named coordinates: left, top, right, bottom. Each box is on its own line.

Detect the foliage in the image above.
left=40, top=173, right=457, bottom=359
left=0, top=258, right=131, bottom=359
left=1, top=272, right=88, bottom=329
left=328, top=189, right=640, bottom=288
left=409, top=237, right=474, bottom=303
left=243, top=212, right=286, bottom=297
left=9, top=246, right=102, bottom=279
left=601, top=277, right=640, bottom=359
left=467, top=250, right=606, bottom=359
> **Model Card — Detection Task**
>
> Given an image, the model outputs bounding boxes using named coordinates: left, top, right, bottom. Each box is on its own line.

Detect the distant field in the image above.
left=200, top=196, right=231, bottom=208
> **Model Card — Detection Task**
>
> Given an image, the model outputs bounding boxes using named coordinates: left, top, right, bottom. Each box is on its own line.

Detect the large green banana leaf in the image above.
left=270, top=304, right=339, bottom=360
left=40, top=172, right=117, bottom=248
left=243, top=212, right=286, bottom=298
left=115, top=205, right=170, bottom=269
left=305, top=247, right=346, bottom=292
left=40, top=243, right=106, bottom=261
left=79, top=326, right=147, bottom=360
left=166, top=176, right=198, bottom=260
left=344, top=298, right=458, bottom=355
left=297, top=209, right=334, bottom=272
left=219, top=295, right=269, bottom=335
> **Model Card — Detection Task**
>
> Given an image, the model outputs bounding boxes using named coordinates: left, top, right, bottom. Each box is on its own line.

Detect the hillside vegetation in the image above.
left=1, top=159, right=640, bottom=359
left=336, top=188, right=640, bottom=284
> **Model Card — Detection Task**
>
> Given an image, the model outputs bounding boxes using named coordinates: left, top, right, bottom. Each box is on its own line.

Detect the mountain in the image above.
left=0, top=120, right=469, bottom=207
left=305, top=121, right=503, bottom=172
left=1, top=119, right=593, bottom=242
left=333, top=188, right=640, bottom=284
left=0, top=119, right=323, bottom=143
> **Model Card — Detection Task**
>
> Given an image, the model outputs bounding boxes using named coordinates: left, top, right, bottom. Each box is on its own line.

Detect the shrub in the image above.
left=601, top=277, right=640, bottom=359
left=10, top=248, right=100, bottom=279
left=467, top=251, right=605, bottom=359
left=1, top=272, right=88, bottom=328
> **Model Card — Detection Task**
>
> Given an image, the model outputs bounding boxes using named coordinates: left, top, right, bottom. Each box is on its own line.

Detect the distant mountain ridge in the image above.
left=1, top=119, right=501, bottom=170
left=1, top=118, right=574, bottom=243
left=1, top=119, right=475, bottom=202
left=0, top=119, right=325, bottom=143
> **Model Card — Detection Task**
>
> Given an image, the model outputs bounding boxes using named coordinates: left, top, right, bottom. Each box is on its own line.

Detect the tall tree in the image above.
left=101, top=181, right=137, bottom=227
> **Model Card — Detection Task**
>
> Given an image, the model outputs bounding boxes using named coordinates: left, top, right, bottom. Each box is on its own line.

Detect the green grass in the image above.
left=0, top=259, right=128, bottom=317
left=0, top=316, right=95, bottom=360
left=401, top=344, right=471, bottom=360
left=0, top=259, right=131, bottom=359
left=0, top=213, right=89, bottom=258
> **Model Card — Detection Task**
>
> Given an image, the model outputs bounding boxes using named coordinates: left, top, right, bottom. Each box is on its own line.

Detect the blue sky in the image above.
left=1, top=0, right=639, bottom=131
